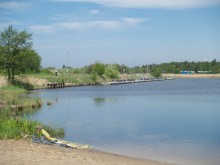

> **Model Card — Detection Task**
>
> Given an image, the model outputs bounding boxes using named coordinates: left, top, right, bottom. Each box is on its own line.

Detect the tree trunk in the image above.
left=7, top=68, right=11, bottom=83
left=12, top=66, right=15, bottom=84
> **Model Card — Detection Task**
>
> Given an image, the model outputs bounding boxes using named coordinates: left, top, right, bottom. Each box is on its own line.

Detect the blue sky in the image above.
left=0, top=0, right=220, bottom=68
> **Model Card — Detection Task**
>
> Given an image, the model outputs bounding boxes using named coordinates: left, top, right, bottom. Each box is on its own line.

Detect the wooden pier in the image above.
left=46, top=82, right=97, bottom=88
left=47, top=82, right=65, bottom=88
left=104, top=77, right=174, bottom=85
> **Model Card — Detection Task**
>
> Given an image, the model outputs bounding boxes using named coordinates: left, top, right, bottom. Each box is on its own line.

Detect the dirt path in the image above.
left=0, top=140, right=174, bottom=165
left=0, top=76, right=7, bottom=87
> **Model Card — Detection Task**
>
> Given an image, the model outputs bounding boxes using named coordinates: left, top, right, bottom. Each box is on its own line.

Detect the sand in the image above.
left=0, top=140, right=174, bottom=165
left=0, top=76, right=48, bottom=88
left=162, top=73, right=220, bottom=78
left=0, top=76, right=7, bottom=87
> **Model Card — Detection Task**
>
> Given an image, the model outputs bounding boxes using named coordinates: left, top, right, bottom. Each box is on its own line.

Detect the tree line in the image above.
left=141, top=60, right=219, bottom=74
left=79, top=60, right=220, bottom=77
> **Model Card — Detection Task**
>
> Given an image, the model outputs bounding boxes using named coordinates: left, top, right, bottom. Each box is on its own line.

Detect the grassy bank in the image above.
left=23, top=72, right=153, bottom=86
left=0, top=84, right=64, bottom=140
left=0, top=85, right=42, bottom=109
left=0, top=111, right=64, bottom=139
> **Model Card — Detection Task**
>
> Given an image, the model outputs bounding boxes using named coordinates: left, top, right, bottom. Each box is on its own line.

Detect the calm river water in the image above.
left=27, top=78, right=220, bottom=165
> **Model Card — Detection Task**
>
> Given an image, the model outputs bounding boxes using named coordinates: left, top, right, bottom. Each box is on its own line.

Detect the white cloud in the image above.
left=28, top=17, right=146, bottom=33
left=28, top=25, right=56, bottom=33
left=87, top=20, right=120, bottom=29
left=0, top=2, right=31, bottom=10
left=55, top=20, right=121, bottom=30
left=57, top=18, right=145, bottom=31
left=89, top=9, right=100, bottom=15
left=57, top=22, right=81, bottom=29
left=122, top=18, right=146, bottom=26
left=54, top=0, right=220, bottom=9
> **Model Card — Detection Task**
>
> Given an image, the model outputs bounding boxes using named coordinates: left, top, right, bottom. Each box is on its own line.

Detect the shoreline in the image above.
left=1, top=74, right=220, bottom=89
left=162, top=73, right=220, bottom=78
left=0, top=139, right=175, bottom=165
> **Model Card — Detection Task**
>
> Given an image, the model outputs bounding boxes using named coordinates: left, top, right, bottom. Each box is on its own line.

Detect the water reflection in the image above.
left=93, top=97, right=117, bottom=106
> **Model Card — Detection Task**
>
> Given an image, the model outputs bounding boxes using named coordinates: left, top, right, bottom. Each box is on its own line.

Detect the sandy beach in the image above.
left=162, top=73, right=220, bottom=78
left=0, top=139, right=175, bottom=165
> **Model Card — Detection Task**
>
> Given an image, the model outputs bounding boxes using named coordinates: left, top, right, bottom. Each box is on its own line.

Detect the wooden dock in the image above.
left=47, top=82, right=65, bottom=88
left=104, top=77, right=174, bottom=85
left=46, top=82, right=97, bottom=88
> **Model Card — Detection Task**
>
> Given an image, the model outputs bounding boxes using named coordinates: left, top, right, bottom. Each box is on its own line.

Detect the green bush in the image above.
left=105, top=67, right=119, bottom=79
left=92, top=62, right=106, bottom=76
left=40, top=68, right=53, bottom=74
left=91, top=72, right=97, bottom=82
left=151, top=68, right=162, bottom=77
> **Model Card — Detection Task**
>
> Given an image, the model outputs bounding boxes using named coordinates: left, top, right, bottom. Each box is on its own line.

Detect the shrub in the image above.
left=151, top=68, right=162, bottom=77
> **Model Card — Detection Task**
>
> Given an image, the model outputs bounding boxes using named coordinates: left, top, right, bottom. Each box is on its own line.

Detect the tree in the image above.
left=18, top=49, right=41, bottom=73
left=150, top=67, right=162, bottom=77
left=105, top=65, right=119, bottom=79
left=211, top=59, right=217, bottom=67
left=92, top=62, right=106, bottom=76
left=0, top=25, right=40, bottom=83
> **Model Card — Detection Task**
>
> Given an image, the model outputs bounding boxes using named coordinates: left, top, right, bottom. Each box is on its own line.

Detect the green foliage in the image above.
left=141, top=60, right=220, bottom=74
left=92, top=62, right=106, bottom=76
left=0, top=113, right=64, bottom=139
left=105, top=65, right=119, bottom=79
left=18, top=49, right=41, bottom=73
left=0, top=117, right=36, bottom=139
left=0, top=25, right=41, bottom=84
left=150, top=68, right=162, bottom=77
left=40, top=68, right=53, bottom=74
left=0, top=86, right=64, bottom=140
left=91, top=72, right=97, bottom=82
left=0, top=85, right=42, bottom=109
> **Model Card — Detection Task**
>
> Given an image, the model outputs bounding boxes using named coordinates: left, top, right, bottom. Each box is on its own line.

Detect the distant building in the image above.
left=197, top=71, right=212, bottom=74
left=180, top=70, right=212, bottom=74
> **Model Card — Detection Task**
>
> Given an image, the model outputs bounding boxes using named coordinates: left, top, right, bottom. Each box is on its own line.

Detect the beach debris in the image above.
left=32, top=126, right=90, bottom=149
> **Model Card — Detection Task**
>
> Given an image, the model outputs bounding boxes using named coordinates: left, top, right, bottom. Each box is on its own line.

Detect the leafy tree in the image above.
left=18, top=49, right=41, bottom=73
left=105, top=65, right=119, bottom=79
left=0, top=25, right=41, bottom=84
left=150, top=68, right=162, bottom=77
left=92, top=62, right=106, bottom=76
left=211, top=59, right=217, bottom=67
left=91, top=72, right=97, bottom=82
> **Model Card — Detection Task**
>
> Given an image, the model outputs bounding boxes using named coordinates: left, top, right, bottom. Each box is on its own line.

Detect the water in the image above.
left=27, top=78, right=220, bottom=165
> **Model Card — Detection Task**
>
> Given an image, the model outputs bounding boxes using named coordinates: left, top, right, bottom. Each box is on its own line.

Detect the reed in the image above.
left=0, top=85, right=64, bottom=140
left=0, top=108, right=64, bottom=140
left=0, top=85, right=42, bottom=109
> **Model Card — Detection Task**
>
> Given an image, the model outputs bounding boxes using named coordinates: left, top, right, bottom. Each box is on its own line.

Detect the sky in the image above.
left=0, top=0, right=220, bottom=68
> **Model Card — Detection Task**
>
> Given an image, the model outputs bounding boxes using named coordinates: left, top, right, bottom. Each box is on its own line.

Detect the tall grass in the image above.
left=0, top=108, right=64, bottom=140
left=0, top=117, right=64, bottom=139
left=0, top=85, right=42, bottom=108
left=0, top=85, right=26, bottom=93
left=0, top=85, right=64, bottom=140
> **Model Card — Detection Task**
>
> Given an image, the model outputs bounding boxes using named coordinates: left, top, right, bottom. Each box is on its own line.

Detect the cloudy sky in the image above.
left=0, top=0, right=220, bottom=67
